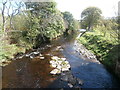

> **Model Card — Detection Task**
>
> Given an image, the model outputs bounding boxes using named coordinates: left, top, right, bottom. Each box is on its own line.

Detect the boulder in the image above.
left=66, top=64, right=71, bottom=69
left=56, top=65, right=62, bottom=70
left=25, top=54, right=30, bottom=57
left=76, top=78, right=84, bottom=85
left=40, top=57, right=45, bottom=59
left=18, top=55, right=24, bottom=59
left=61, top=58, right=66, bottom=61
left=57, top=46, right=62, bottom=49
left=30, top=56, right=34, bottom=59
left=51, top=56, right=59, bottom=60
left=33, top=51, right=39, bottom=55
left=68, top=83, right=73, bottom=88
left=51, top=63, right=57, bottom=68
left=59, top=48, right=63, bottom=51
left=50, top=69, right=61, bottom=74
left=50, top=60, right=55, bottom=64
left=61, top=67, right=69, bottom=72
left=57, top=60, right=63, bottom=64
left=46, top=45, right=51, bottom=47
left=39, top=53, right=43, bottom=56
left=50, top=56, right=71, bottom=74
left=65, top=61, right=69, bottom=64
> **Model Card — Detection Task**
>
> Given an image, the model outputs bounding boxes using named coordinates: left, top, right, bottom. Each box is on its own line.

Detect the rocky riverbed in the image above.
left=74, top=40, right=100, bottom=64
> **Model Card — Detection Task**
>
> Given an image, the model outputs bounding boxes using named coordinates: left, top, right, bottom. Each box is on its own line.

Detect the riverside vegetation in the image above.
left=0, top=1, right=79, bottom=66
left=78, top=15, right=120, bottom=79
left=0, top=0, right=120, bottom=81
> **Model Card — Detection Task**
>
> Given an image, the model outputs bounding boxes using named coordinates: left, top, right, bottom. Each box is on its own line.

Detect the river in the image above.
left=2, top=34, right=120, bottom=88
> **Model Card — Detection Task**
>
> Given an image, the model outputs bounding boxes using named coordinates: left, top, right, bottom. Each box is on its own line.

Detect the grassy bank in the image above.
left=0, top=33, right=26, bottom=66
left=77, top=30, right=119, bottom=72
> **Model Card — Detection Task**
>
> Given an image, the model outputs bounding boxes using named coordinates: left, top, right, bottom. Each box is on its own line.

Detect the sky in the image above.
left=55, top=0, right=119, bottom=20
left=0, top=0, right=119, bottom=19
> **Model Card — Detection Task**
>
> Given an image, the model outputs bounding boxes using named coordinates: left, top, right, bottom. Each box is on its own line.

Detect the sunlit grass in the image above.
left=0, top=32, right=26, bottom=66
left=78, top=29, right=119, bottom=68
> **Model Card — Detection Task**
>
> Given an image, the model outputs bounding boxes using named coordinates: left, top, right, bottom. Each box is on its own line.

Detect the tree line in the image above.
left=0, top=0, right=80, bottom=48
left=0, top=0, right=80, bottom=64
left=0, top=0, right=119, bottom=67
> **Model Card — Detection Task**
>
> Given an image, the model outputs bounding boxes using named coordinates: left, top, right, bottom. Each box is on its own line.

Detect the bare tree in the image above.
left=1, top=0, right=7, bottom=32
left=0, top=0, right=24, bottom=32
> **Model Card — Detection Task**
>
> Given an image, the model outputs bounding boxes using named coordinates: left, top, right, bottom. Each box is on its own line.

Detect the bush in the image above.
left=0, top=31, right=26, bottom=66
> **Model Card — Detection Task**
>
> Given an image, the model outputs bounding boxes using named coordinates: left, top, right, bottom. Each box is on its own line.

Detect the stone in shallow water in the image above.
left=30, top=56, right=34, bottom=59
left=76, top=78, right=84, bottom=85
left=50, top=69, right=61, bottom=74
left=40, top=57, right=45, bottom=59
left=61, top=67, right=69, bottom=72
left=51, top=63, right=57, bottom=68
left=66, top=64, right=71, bottom=69
left=46, top=45, right=51, bottom=47
left=56, top=46, right=62, bottom=49
left=25, top=54, right=30, bottom=57
left=61, top=58, right=66, bottom=61
left=18, top=55, right=24, bottom=59
left=33, top=51, right=39, bottom=55
left=39, top=53, right=43, bottom=56
left=56, top=65, right=62, bottom=70
left=57, top=60, right=62, bottom=64
left=59, top=48, right=63, bottom=51
left=68, top=83, right=73, bottom=88
left=50, top=60, right=55, bottom=64
left=50, top=56, right=71, bottom=74
left=51, top=56, right=59, bottom=60
left=65, top=61, right=69, bottom=64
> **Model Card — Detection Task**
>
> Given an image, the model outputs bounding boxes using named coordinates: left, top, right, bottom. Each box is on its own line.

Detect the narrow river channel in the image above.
left=2, top=34, right=120, bottom=88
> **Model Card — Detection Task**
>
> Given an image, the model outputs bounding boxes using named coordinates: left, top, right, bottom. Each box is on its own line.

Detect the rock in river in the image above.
left=50, top=69, right=61, bottom=74
left=40, top=57, right=45, bottom=59
left=50, top=56, right=71, bottom=74
left=33, top=51, right=39, bottom=55
left=51, top=56, right=60, bottom=60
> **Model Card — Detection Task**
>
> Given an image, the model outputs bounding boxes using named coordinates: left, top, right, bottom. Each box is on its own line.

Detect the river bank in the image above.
left=2, top=34, right=120, bottom=88
left=77, top=31, right=120, bottom=81
left=74, top=40, right=99, bottom=63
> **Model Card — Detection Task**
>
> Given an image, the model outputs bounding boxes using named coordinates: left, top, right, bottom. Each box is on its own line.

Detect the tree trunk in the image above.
left=2, top=2, right=7, bottom=32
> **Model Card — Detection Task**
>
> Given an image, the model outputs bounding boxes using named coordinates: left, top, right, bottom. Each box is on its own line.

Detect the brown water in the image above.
left=2, top=36, right=67, bottom=88
left=2, top=34, right=120, bottom=88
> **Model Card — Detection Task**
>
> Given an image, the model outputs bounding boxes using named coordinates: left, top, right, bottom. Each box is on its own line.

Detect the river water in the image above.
left=2, top=34, right=120, bottom=88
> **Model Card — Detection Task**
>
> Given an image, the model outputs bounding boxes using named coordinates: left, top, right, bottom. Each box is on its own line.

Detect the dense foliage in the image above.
left=11, top=2, right=65, bottom=48
left=0, top=1, right=79, bottom=66
left=62, top=11, right=80, bottom=34
left=81, top=7, right=102, bottom=30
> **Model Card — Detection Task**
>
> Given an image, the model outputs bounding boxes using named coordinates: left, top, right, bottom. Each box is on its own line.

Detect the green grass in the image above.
left=78, top=30, right=119, bottom=69
left=0, top=32, right=26, bottom=66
